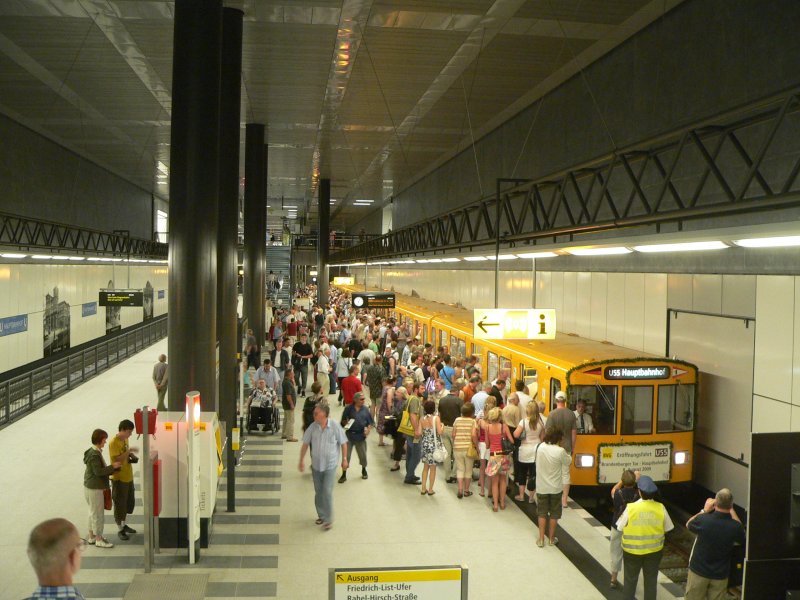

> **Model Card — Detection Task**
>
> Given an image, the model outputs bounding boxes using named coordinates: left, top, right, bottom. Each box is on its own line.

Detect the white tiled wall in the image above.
left=0, top=264, right=168, bottom=373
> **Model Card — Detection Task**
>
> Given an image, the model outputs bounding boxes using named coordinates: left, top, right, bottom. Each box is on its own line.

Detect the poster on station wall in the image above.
left=143, top=281, right=154, bottom=321
left=105, top=279, right=122, bottom=334
left=597, top=442, right=672, bottom=484
left=43, top=286, right=70, bottom=357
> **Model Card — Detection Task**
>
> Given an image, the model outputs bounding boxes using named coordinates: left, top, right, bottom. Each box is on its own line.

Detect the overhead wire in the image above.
left=461, top=26, right=488, bottom=197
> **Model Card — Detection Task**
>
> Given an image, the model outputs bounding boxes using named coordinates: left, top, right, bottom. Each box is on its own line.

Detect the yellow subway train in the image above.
left=339, top=285, right=698, bottom=487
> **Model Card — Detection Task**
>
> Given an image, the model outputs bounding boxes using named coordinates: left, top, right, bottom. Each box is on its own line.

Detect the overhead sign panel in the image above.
left=473, top=308, right=556, bottom=340
left=333, top=276, right=354, bottom=285
left=99, top=291, right=143, bottom=307
left=330, top=566, right=467, bottom=600
left=352, top=292, right=395, bottom=309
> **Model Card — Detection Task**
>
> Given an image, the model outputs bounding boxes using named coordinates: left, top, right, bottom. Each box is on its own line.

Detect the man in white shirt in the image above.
left=315, top=349, right=331, bottom=396
left=470, top=382, right=492, bottom=417
left=574, top=399, right=596, bottom=434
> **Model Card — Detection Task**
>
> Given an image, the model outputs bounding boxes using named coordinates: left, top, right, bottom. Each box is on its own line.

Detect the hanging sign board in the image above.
left=472, top=309, right=556, bottom=340
left=598, top=442, right=673, bottom=484
left=99, top=290, right=143, bottom=307
left=330, top=566, right=467, bottom=600
left=603, top=365, right=671, bottom=380
left=333, top=276, right=354, bottom=285
left=352, top=292, right=395, bottom=309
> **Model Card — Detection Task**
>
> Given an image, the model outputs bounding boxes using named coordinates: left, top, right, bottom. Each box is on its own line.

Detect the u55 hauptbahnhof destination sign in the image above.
left=473, top=308, right=556, bottom=340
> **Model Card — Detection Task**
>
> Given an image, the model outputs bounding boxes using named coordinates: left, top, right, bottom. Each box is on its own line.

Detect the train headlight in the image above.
left=674, top=451, right=689, bottom=465
left=576, top=453, right=594, bottom=468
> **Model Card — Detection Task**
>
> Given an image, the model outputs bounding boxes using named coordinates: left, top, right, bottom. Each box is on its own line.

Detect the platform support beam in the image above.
left=317, top=179, right=330, bottom=305
left=167, top=0, right=222, bottom=411
left=218, top=7, right=243, bottom=512
left=244, top=125, right=266, bottom=346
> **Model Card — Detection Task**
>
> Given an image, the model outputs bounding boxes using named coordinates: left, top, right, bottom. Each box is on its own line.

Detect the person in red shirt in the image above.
left=286, top=316, right=298, bottom=348
left=341, top=364, right=363, bottom=405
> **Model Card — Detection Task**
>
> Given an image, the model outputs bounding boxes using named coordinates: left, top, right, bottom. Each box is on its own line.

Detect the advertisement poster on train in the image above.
left=597, top=442, right=672, bottom=483
left=143, top=281, right=154, bottom=321
left=43, top=286, right=70, bottom=357
left=105, top=279, right=121, bottom=334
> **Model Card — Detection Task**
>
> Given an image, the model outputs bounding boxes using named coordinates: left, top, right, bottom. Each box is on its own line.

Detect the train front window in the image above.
left=657, top=384, right=695, bottom=433
left=621, top=386, right=653, bottom=435
left=568, top=385, right=617, bottom=435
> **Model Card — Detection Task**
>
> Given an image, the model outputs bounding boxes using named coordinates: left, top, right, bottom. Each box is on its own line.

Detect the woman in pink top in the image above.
left=482, top=407, right=515, bottom=511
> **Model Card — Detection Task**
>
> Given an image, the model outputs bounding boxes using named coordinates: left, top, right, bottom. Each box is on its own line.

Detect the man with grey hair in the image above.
left=152, top=354, right=168, bottom=411
left=684, top=488, right=745, bottom=600
left=298, top=403, right=348, bottom=530
left=25, top=518, right=85, bottom=600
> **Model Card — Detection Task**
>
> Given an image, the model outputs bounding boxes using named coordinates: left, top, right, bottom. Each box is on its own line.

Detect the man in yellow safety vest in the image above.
left=615, top=475, right=674, bottom=600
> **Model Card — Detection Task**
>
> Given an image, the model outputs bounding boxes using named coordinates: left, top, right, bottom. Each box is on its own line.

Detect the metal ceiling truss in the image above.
left=332, top=88, right=800, bottom=262
left=0, top=212, right=167, bottom=258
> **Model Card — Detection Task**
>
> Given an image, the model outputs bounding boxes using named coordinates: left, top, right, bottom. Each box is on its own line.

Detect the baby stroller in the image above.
left=248, top=387, right=280, bottom=434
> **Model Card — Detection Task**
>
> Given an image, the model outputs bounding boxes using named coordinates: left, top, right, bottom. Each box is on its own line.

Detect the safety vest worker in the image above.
left=615, top=475, right=674, bottom=600
left=621, top=499, right=666, bottom=554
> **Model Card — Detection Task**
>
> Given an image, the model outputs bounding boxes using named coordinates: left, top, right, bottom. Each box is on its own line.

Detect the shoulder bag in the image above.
left=500, top=423, right=514, bottom=454
left=103, top=487, right=112, bottom=510
left=466, top=421, right=479, bottom=459
left=432, top=416, right=448, bottom=463
left=396, top=399, right=415, bottom=436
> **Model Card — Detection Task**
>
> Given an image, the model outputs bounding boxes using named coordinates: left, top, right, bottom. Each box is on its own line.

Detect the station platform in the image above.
left=0, top=338, right=682, bottom=599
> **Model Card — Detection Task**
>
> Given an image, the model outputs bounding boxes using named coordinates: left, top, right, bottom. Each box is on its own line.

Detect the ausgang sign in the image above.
left=330, top=566, right=467, bottom=600
left=473, top=309, right=556, bottom=340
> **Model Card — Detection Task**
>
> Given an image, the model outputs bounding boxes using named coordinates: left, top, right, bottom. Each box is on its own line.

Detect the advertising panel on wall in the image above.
left=82, top=302, right=97, bottom=317
left=43, top=286, right=70, bottom=357
left=105, top=280, right=122, bottom=333
left=143, top=281, right=154, bottom=321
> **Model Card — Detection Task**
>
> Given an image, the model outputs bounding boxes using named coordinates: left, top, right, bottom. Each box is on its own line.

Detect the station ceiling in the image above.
left=0, top=0, right=680, bottom=230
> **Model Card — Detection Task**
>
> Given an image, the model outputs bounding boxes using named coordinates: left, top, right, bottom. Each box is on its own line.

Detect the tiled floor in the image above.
left=0, top=337, right=672, bottom=599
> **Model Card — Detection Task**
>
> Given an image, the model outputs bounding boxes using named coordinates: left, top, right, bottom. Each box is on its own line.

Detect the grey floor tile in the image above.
left=213, top=514, right=280, bottom=525
left=204, top=582, right=237, bottom=597
left=227, top=470, right=282, bottom=478
left=211, top=533, right=278, bottom=545
left=219, top=484, right=281, bottom=492
left=240, top=556, right=278, bottom=568
left=238, top=459, right=283, bottom=466
left=235, top=498, right=281, bottom=507
left=235, top=582, right=278, bottom=597
left=78, top=582, right=130, bottom=598
left=239, top=450, right=283, bottom=456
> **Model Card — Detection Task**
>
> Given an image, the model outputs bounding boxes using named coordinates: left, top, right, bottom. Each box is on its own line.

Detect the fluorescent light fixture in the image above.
left=464, top=256, right=488, bottom=262
left=441, top=257, right=461, bottom=262
left=426, top=258, right=443, bottom=263
left=633, top=240, right=728, bottom=253
left=354, top=199, right=374, bottom=203
left=733, top=235, right=800, bottom=248
left=66, top=256, right=86, bottom=261
left=395, top=260, right=415, bottom=264
left=567, top=247, right=632, bottom=256
left=0, top=253, right=26, bottom=258
left=414, top=259, right=429, bottom=263
left=31, top=255, right=53, bottom=260
left=353, top=203, right=371, bottom=206
left=486, top=254, right=518, bottom=260
left=350, top=262, right=365, bottom=266
left=515, top=251, right=558, bottom=259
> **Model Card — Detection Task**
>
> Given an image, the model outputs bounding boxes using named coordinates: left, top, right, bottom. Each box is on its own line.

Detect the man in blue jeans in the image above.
left=404, top=379, right=423, bottom=484
left=298, top=404, right=348, bottom=530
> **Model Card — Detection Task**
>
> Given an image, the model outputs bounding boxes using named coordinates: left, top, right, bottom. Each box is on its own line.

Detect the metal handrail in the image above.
left=0, top=315, right=168, bottom=428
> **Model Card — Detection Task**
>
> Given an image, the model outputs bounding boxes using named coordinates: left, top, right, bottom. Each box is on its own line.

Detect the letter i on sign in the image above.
left=538, top=313, right=547, bottom=336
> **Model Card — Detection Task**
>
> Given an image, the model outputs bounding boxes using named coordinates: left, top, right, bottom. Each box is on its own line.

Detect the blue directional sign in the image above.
left=0, top=314, right=28, bottom=337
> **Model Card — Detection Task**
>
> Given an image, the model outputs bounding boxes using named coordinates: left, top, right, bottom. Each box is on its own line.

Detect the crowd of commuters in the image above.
left=32, top=284, right=744, bottom=599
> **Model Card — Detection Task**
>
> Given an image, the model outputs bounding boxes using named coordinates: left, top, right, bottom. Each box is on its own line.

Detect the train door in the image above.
left=500, top=355, right=512, bottom=383
left=422, top=324, right=428, bottom=345
left=549, top=377, right=562, bottom=411
left=522, top=366, right=538, bottom=399
left=440, top=329, right=448, bottom=353
left=471, top=344, right=483, bottom=379
left=487, top=351, right=499, bottom=383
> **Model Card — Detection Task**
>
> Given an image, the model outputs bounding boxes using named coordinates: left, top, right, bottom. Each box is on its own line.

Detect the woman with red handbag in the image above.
left=83, top=429, right=121, bottom=549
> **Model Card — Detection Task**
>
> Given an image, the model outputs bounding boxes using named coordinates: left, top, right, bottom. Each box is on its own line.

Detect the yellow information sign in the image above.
left=331, top=566, right=465, bottom=600
left=472, top=308, right=556, bottom=340
left=333, top=276, right=355, bottom=285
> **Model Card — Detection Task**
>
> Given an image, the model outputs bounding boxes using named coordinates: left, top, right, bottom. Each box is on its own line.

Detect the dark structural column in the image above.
left=167, top=0, right=222, bottom=412
left=244, top=125, right=266, bottom=345
left=317, top=178, right=330, bottom=305
left=217, top=7, right=243, bottom=513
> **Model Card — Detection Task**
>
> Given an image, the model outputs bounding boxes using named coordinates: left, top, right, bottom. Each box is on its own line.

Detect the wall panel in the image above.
left=623, top=273, right=645, bottom=351
left=753, top=394, right=792, bottom=433
left=667, top=273, right=693, bottom=311
left=606, top=273, right=626, bottom=346
left=753, top=276, right=794, bottom=403
left=643, top=273, right=667, bottom=355
left=0, top=263, right=168, bottom=375
left=692, top=274, right=722, bottom=314
left=722, top=274, right=756, bottom=318
left=575, top=272, right=591, bottom=338
left=590, top=272, right=608, bottom=341
left=562, top=272, right=577, bottom=334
